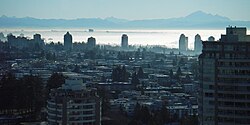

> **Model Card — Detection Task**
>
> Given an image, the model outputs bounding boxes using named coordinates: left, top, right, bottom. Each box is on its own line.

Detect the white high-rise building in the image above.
left=47, top=79, right=101, bottom=125
left=121, top=34, right=128, bottom=48
left=87, top=37, right=96, bottom=48
left=194, top=34, right=202, bottom=54
left=64, top=32, right=73, bottom=51
left=179, top=34, right=188, bottom=53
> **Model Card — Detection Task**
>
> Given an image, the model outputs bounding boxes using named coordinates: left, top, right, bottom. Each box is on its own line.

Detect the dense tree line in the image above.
left=112, top=65, right=129, bottom=82
left=0, top=73, right=43, bottom=120
left=96, top=88, right=110, bottom=116
left=117, top=52, right=130, bottom=60
left=168, top=67, right=183, bottom=81
left=137, top=67, right=144, bottom=78
left=131, top=72, right=140, bottom=86
left=128, top=103, right=171, bottom=125
left=112, top=66, right=145, bottom=85
left=180, top=114, right=198, bottom=125
left=0, top=72, right=66, bottom=121
left=129, top=103, right=198, bottom=125
left=46, top=73, right=66, bottom=100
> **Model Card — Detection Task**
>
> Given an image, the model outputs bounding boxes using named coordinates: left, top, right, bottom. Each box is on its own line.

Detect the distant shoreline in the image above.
left=0, top=29, right=229, bottom=49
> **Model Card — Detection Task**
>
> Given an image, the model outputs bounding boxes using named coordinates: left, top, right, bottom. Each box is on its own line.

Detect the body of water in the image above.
left=0, top=28, right=237, bottom=49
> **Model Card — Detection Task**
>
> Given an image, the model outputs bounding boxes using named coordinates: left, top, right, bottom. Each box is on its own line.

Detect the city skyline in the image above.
left=1, top=0, right=250, bottom=124
left=0, top=0, right=250, bottom=21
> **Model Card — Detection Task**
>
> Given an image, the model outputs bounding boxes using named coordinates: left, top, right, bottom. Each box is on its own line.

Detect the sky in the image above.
left=0, top=0, right=250, bottom=21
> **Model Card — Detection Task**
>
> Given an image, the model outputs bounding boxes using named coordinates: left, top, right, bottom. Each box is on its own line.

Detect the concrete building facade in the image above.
left=47, top=79, right=101, bottom=125
left=64, top=32, right=73, bottom=51
left=7, top=33, right=44, bottom=49
left=87, top=37, right=96, bottom=49
left=121, top=34, right=128, bottom=48
left=199, top=26, right=250, bottom=125
left=194, top=34, right=202, bottom=54
left=179, top=34, right=188, bottom=53
left=33, top=34, right=45, bottom=48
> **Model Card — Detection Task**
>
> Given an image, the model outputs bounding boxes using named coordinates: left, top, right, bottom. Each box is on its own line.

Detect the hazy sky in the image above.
left=0, top=0, right=250, bottom=20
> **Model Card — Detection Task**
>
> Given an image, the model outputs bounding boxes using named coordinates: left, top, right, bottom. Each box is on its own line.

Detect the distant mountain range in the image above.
left=0, top=11, right=250, bottom=29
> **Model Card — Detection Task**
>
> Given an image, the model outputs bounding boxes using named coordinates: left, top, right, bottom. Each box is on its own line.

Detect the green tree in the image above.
left=161, top=106, right=171, bottom=124
left=128, top=119, right=143, bottom=125
left=46, top=73, right=65, bottom=90
left=21, top=75, right=43, bottom=119
left=85, top=49, right=96, bottom=59
left=191, top=62, right=199, bottom=80
left=97, top=88, right=110, bottom=116
left=112, top=65, right=128, bottom=82
left=149, top=117, right=157, bottom=125
left=131, top=72, right=140, bottom=86
left=0, top=73, right=44, bottom=120
left=112, top=66, right=120, bottom=82
left=185, top=74, right=191, bottom=82
left=72, top=65, right=81, bottom=73
left=132, top=103, right=152, bottom=124
left=137, top=67, right=144, bottom=78
left=46, top=73, right=66, bottom=101
left=180, top=114, right=198, bottom=125
left=117, top=51, right=122, bottom=60
left=141, top=106, right=151, bottom=124
left=176, top=67, right=182, bottom=76
left=0, top=73, right=18, bottom=112
left=135, top=48, right=140, bottom=60
left=121, top=65, right=129, bottom=82
left=173, top=59, right=177, bottom=66
left=169, top=69, right=174, bottom=79
left=178, top=58, right=185, bottom=66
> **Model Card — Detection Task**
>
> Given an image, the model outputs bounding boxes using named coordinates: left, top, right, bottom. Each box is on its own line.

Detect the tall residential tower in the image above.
left=87, top=37, right=96, bottom=48
left=194, top=34, right=202, bottom=54
left=64, top=32, right=73, bottom=51
left=179, top=34, right=188, bottom=53
left=121, top=34, right=128, bottom=48
left=199, top=26, right=250, bottom=125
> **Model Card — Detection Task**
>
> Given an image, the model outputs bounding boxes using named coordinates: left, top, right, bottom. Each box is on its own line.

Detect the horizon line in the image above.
left=0, top=10, right=241, bottom=21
